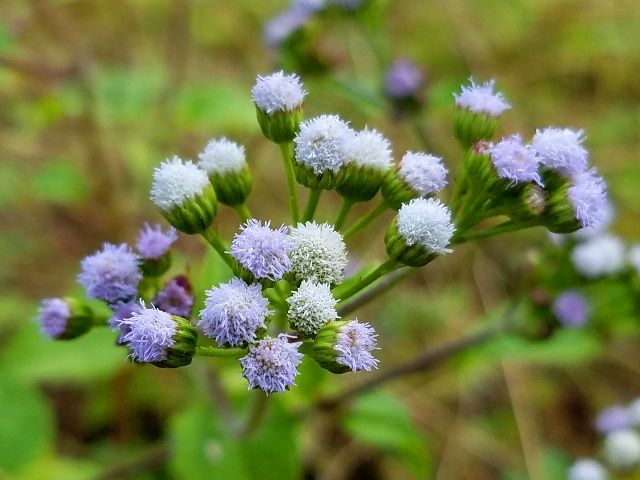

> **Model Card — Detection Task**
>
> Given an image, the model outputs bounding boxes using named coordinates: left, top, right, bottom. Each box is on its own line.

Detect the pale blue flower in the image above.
left=240, top=334, right=303, bottom=393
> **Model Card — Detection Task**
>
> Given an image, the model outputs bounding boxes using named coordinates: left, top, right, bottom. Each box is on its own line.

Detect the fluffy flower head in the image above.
left=335, top=320, right=378, bottom=372
left=38, top=298, right=70, bottom=339
left=344, top=128, right=393, bottom=171
left=532, top=127, right=588, bottom=176
left=198, top=138, right=246, bottom=174
left=154, top=277, right=194, bottom=318
left=121, top=306, right=177, bottom=363
left=230, top=220, right=292, bottom=281
left=240, top=334, right=303, bottom=393
left=288, top=222, right=348, bottom=284
left=198, top=278, right=271, bottom=346
left=568, top=169, right=609, bottom=229
left=552, top=290, right=589, bottom=327
left=571, top=233, right=625, bottom=279
left=488, top=134, right=542, bottom=185
left=252, top=71, right=306, bottom=114
left=78, top=243, right=142, bottom=304
left=454, top=78, right=510, bottom=116
left=567, top=459, right=608, bottom=480
left=397, top=198, right=454, bottom=254
left=398, top=152, right=448, bottom=196
left=294, top=114, right=355, bottom=175
left=287, top=280, right=339, bottom=336
left=150, top=156, right=210, bottom=211
left=136, top=223, right=177, bottom=260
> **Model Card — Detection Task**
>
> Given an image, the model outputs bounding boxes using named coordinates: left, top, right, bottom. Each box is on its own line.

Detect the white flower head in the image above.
left=453, top=78, right=511, bottom=117
left=398, top=152, right=448, bottom=196
left=198, top=138, right=246, bottom=174
left=150, top=156, right=210, bottom=211
left=571, top=233, right=626, bottom=279
left=344, top=128, right=393, bottom=172
left=603, top=429, right=640, bottom=471
left=294, top=114, right=355, bottom=175
left=251, top=71, right=307, bottom=114
left=567, top=459, right=608, bottom=480
left=397, top=198, right=455, bottom=254
left=288, top=222, right=348, bottom=284
left=531, top=127, right=588, bottom=176
left=287, top=280, right=339, bottom=336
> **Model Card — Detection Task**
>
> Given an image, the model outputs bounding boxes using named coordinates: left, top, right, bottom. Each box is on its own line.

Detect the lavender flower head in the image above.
left=294, top=114, right=355, bottom=175
left=595, top=405, right=632, bottom=434
left=531, top=127, right=588, bottom=176
left=154, top=278, right=194, bottom=318
left=488, top=134, right=542, bottom=185
left=453, top=78, right=510, bottom=117
left=240, top=334, right=303, bottom=393
left=567, top=459, right=608, bottom=480
left=78, top=243, right=142, bottom=305
left=109, top=301, right=143, bottom=332
left=263, top=6, right=313, bottom=48
left=38, top=298, right=70, bottom=339
left=573, top=200, right=615, bottom=240
left=230, top=220, right=292, bottom=281
left=335, top=320, right=379, bottom=372
left=252, top=71, right=307, bottom=114
left=568, top=169, right=609, bottom=229
left=398, top=152, right=448, bottom=196
left=150, top=156, right=210, bottom=212
left=198, top=278, right=271, bottom=346
left=344, top=128, right=393, bottom=172
left=288, top=222, right=348, bottom=284
left=552, top=290, right=590, bottom=327
left=571, top=234, right=626, bottom=279
left=136, top=223, right=177, bottom=260
left=603, top=429, right=640, bottom=470
left=384, top=59, right=425, bottom=99
left=397, top=198, right=455, bottom=255
left=121, top=306, right=177, bottom=363
left=198, top=138, right=246, bottom=175
left=287, top=280, right=339, bottom=336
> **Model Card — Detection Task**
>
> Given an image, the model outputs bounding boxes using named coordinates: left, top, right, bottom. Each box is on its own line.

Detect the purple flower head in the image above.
left=121, top=306, right=177, bottom=363
left=454, top=78, right=510, bottom=117
left=567, top=459, right=608, bottom=480
left=136, top=223, right=177, bottom=260
left=154, top=277, right=194, bottom=318
left=38, top=298, right=70, bottom=339
left=198, top=278, right=271, bottom=347
left=335, top=320, right=379, bottom=372
left=240, top=334, right=303, bottom=394
left=596, top=406, right=632, bottom=435
left=488, top=134, right=542, bottom=186
left=77, top=243, right=142, bottom=305
left=552, top=290, right=590, bottom=327
left=568, top=168, right=609, bottom=229
left=109, top=301, right=143, bottom=341
left=384, top=59, right=425, bottom=99
left=263, top=6, right=312, bottom=48
left=531, top=127, right=588, bottom=176
left=230, top=220, right=292, bottom=281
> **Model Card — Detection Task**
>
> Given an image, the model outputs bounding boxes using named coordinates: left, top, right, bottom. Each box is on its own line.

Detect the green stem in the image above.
left=233, top=203, right=252, bottom=222
left=279, top=142, right=299, bottom=223
left=195, top=346, right=247, bottom=358
left=332, top=258, right=400, bottom=302
left=452, top=219, right=540, bottom=245
left=343, top=200, right=388, bottom=240
left=333, top=198, right=355, bottom=231
left=200, top=228, right=236, bottom=270
left=302, top=188, right=322, bottom=223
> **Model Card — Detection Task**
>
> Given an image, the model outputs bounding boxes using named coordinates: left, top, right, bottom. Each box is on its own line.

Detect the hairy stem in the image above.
left=200, top=228, right=236, bottom=270
left=195, top=346, right=247, bottom=358
left=343, top=200, right=388, bottom=240
left=332, top=258, right=400, bottom=302
left=279, top=142, right=300, bottom=223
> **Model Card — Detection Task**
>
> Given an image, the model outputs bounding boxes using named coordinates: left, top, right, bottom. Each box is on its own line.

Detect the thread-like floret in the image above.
left=397, top=198, right=454, bottom=254
left=136, top=223, right=178, bottom=260
left=567, top=459, right=608, bottom=480
left=121, top=306, right=177, bottom=363
left=398, top=152, right=448, bottom=196
left=240, top=334, right=303, bottom=393
left=568, top=169, right=608, bottom=229
left=603, top=429, right=640, bottom=470
left=335, top=320, right=379, bottom=371
left=230, top=220, right=292, bottom=281
left=287, top=280, right=339, bottom=336
left=531, top=127, right=588, bottom=176
left=552, top=290, right=589, bottom=327
left=488, top=134, right=542, bottom=185
left=150, top=156, right=210, bottom=211
left=294, top=115, right=355, bottom=175
left=198, top=138, right=246, bottom=174
left=38, top=298, right=70, bottom=339
left=571, top=234, right=625, bottom=279
left=154, top=278, right=194, bottom=318
left=288, top=222, right=348, bottom=284
left=344, top=128, right=393, bottom=171
left=251, top=71, right=306, bottom=114
left=78, top=243, right=142, bottom=305
left=595, top=405, right=632, bottom=435
left=198, top=278, right=271, bottom=346
left=453, top=78, right=510, bottom=116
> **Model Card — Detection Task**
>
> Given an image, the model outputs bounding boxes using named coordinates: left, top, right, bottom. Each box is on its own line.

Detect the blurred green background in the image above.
left=1, top=1, right=640, bottom=479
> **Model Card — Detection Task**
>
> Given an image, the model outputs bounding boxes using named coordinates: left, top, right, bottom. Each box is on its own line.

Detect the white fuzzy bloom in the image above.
left=453, top=78, right=510, bottom=116
left=398, top=152, right=448, bottom=196
left=294, top=115, right=355, bottom=175
left=287, top=280, right=339, bottom=336
left=344, top=128, right=393, bottom=171
left=571, top=234, right=626, bottom=278
left=531, top=127, right=588, bottom=175
left=198, top=138, right=246, bottom=174
left=628, top=245, right=640, bottom=276
left=603, top=429, right=640, bottom=470
left=150, top=156, right=210, bottom=211
left=288, top=222, right=348, bottom=284
left=251, top=71, right=306, bottom=114
left=397, top=198, right=454, bottom=255
left=567, top=459, right=608, bottom=480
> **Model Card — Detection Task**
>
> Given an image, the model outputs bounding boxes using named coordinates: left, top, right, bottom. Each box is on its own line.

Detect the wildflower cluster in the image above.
left=36, top=71, right=609, bottom=396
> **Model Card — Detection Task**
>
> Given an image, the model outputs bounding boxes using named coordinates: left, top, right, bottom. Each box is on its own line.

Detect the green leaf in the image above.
left=31, top=157, right=89, bottom=205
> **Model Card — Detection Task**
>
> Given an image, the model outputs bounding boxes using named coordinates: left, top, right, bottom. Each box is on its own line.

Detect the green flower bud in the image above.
left=38, top=297, right=102, bottom=340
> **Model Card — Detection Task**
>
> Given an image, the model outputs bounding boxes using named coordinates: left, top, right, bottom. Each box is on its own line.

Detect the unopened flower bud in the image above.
left=198, top=138, right=252, bottom=207
left=37, top=297, right=99, bottom=340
